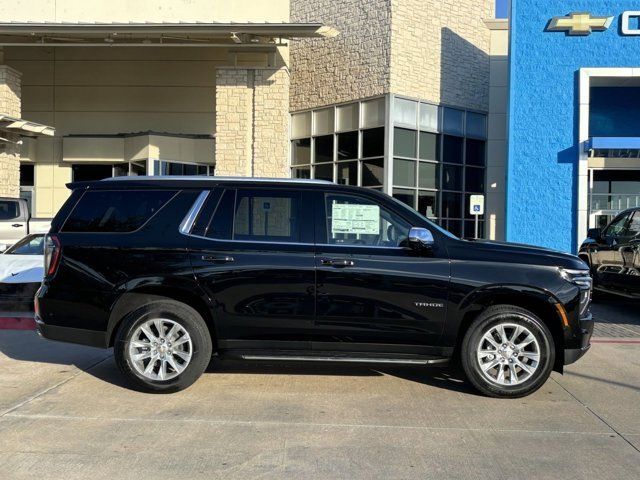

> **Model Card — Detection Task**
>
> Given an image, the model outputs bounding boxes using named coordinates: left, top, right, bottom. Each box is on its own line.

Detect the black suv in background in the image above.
left=36, top=177, right=593, bottom=398
left=580, top=207, right=640, bottom=298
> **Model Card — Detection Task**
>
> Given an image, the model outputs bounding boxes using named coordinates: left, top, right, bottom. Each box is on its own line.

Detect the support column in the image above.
left=0, top=65, right=22, bottom=198
left=215, top=69, right=254, bottom=177
left=252, top=67, right=290, bottom=178
left=215, top=66, right=290, bottom=178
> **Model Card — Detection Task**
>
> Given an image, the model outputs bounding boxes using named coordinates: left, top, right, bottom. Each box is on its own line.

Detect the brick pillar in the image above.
left=253, top=68, right=290, bottom=178
left=0, top=65, right=22, bottom=198
left=215, top=69, right=254, bottom=177
left=215, top=67, right=290, bottom=178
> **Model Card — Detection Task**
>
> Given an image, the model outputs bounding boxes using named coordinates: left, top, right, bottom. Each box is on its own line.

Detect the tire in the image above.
left=114, top=299, right=213, bottom=393
left=461, top=305, right=555, bottom=398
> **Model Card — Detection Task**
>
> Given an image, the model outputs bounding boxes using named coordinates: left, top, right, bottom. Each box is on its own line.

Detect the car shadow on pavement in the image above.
left=207, top=358, right=479, bottom=396
left=0, top=331, right=479, bottom=395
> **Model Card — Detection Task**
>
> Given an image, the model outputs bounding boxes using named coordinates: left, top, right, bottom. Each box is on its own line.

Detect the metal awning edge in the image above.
left=0, top=22, right=339, bottom=38
left=0, top=114, right=55, bottom=137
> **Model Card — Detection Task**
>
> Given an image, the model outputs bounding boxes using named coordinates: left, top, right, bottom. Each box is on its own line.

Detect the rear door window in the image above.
left=62, top=190, right=177, bottom=233
left=197, top=188, right=303, bottom=243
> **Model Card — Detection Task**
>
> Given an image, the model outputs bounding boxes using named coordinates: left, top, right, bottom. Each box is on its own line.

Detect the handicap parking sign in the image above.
left=469, top=195, right=485, bottom=216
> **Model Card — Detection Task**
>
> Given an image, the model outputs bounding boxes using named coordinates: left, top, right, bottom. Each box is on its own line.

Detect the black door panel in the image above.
left=315, top=247, right=449, bottom=345
left=188, top=187, right=317, bottom=345
left=190, top=244, right=316, bottom=343
left=313, top=190, right=450, bottom=347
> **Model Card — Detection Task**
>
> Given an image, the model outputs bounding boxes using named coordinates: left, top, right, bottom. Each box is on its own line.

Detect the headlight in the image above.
left=559, top=268, right=592, bottom=317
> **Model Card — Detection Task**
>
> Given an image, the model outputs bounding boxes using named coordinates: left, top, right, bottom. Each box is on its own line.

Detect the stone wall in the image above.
left=390, top=0, right=493, bottom=111
left=253, top=68, right=290, bottom=177
left=215, top=69, right=254, bottom=177
left=290, top=0, right=392, bottom=111
left=0, top=65, right=22, bottom=198
left=290, top=0, right=493, bottom=113
left=215, top=66, right=290, bottom=177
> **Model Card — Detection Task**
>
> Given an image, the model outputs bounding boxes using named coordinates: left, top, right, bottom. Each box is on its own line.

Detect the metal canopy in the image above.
left=0, top=22, right=339, bottom=47
left=590, top=137, right=640, bottom=159
left=0, top=114, right=55, bottom=141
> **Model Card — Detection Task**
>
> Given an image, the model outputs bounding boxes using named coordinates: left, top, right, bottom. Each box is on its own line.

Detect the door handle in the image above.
left=12, top=224, right=23, bottom=228
left=202, top=255, right=235, bottom=263
left=320, top=258, right=355, bottom=268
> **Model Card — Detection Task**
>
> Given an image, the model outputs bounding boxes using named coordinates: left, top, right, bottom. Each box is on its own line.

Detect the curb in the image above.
left=0, top=316, right=36, bottom=330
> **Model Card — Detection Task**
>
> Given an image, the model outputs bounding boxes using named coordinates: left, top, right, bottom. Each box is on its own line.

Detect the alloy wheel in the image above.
left=128, top=318, right=193, bottom=381
left=476, top=322, right=541, bottom=386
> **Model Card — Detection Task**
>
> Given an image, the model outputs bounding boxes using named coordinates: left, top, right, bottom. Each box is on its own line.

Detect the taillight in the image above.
left=44, top=234, right=61, bottom=277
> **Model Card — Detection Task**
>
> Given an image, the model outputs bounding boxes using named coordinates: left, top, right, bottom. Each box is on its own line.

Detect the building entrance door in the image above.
left=588, top=170, right=640, bottom=229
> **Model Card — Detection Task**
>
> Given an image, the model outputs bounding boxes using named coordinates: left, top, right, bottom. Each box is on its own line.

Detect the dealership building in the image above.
left=1, top=0, right=638, bottom=253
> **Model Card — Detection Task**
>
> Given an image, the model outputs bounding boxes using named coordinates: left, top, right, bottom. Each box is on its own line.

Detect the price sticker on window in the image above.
left=331, top=202, right=380, bottom=234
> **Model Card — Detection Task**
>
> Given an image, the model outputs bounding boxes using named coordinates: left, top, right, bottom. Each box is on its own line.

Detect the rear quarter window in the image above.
left=62, top=190, right=177, bottom=233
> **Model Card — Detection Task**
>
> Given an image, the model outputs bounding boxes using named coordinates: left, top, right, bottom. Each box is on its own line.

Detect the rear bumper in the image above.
left=564, top=315, right=594, bottom=365
left=35, top=317, right=108, bottom=349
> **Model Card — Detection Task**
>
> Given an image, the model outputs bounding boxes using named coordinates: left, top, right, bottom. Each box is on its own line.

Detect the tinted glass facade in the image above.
left=291, top=95, right=487, bottom=239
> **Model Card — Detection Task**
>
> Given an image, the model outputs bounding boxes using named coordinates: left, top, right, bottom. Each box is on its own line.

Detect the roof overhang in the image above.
left=0, top=22, right=339, bottom=47
left=0, top=114, right=55, bottom=143
left=589, top=137, right=640, bottom=160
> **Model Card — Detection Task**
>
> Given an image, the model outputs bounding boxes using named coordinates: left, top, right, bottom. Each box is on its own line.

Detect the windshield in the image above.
left=5, top=235, right=44, bottom=255
left=387, top=195, right=458, bottom=239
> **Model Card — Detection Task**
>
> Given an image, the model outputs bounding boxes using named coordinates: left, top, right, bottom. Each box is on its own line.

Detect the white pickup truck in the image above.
left=0, top=197, right=51, bottom=251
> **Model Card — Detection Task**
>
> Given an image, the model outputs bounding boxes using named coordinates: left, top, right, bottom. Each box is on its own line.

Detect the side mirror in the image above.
left=408, top=227, right=434, bottom=251
left=587, top=228, right=601, bottom=241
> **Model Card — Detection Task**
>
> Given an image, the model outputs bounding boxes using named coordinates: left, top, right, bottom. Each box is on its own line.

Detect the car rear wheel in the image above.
left=114, top=299, right=212, bottom=393
left=461, top=305, right=555, bottom=398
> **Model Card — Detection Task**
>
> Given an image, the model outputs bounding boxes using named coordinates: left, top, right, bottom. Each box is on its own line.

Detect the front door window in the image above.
left=324, top=193, right=411, bottom=247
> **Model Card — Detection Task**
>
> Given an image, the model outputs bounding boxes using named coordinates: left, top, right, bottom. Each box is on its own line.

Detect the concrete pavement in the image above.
left=0, top=303, right=639, bottom=479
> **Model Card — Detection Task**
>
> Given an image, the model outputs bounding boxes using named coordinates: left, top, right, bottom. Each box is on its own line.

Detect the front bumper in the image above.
left=564, top=314, right=594, bottom=365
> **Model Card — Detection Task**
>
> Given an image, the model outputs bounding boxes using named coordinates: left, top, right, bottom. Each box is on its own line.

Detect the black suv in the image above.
left=579, top=207, right=640, bottom=298
left=36, top=177, right=593, bottom=398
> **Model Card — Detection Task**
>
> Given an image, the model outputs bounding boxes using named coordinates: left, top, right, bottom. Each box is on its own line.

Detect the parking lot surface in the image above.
left=1, top=300, right=639, bottom=480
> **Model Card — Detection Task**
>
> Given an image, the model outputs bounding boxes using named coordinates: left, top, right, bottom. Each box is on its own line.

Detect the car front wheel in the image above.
left=114, top=299, right=212, bottom=393
left=461, top=305, right=555, bottom=398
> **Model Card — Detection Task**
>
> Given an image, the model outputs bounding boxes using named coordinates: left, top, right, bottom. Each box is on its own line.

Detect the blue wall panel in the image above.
left=507, top=0, right=640, bottom=252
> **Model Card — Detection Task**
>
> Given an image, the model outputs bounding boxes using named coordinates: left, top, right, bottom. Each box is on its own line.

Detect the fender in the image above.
left=105, top=276, right=214, bottom=347
left=442, top=283, right=567, bottom=370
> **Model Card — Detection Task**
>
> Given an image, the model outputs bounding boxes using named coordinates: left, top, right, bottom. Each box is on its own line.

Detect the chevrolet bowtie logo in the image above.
left=547, top=12, right=613, bottom=36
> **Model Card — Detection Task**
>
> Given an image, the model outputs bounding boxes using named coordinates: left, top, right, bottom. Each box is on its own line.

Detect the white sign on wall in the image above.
left=331, top=203, right=380, bottom=235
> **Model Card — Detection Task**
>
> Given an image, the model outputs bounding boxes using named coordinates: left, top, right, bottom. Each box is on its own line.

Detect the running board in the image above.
left=238, top=354, right=448, bottom=365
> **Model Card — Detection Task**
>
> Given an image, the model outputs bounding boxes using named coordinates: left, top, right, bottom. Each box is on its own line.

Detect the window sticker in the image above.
left=331, top=202, right=380, bottom=234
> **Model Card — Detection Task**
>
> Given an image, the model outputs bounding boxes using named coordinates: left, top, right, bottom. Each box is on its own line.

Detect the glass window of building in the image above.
left=19, top=164, right=34, bottom=186
left=314, top=135, right=334, bottom=163
left=393, top=97, right=418, bottom=127
left=362, top=127, right=384, bottom=158
left=291, top=98, right=387, bottom=192
left=387, top=98, right=486, bottom=239
left=313, top=108, right=334, bottom=136
left=291, top=112, right=311, bottom=139
left=337, top=103, right=359, bottom=132
left=291, top=96, right=486, bottom=239
left=443, top=107, right=465, bottom=136
left=362, top=98, right=385, bottom=128
left=394, top=128, right=417, bottom=158
left=292, top=138, right=311, bottom=165
left=72, top=164, right=113, bottom=182
left=337, top=131, right=358, bottom=161
left=419, top=103, right=438, bottom=132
